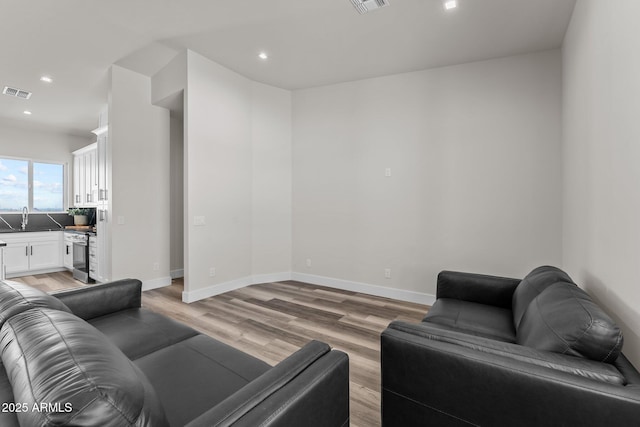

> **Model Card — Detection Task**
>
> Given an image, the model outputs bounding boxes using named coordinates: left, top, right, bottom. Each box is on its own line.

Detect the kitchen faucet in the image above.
left=21, top=206, right=28, bottom=230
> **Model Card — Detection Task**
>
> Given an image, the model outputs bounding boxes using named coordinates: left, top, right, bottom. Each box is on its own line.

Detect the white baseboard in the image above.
left=182, top=276, right=251, bottom=303
left=291, top=272, right=435, bottom=306
left=142, top=276, right=172, bottom=291
left=6, top=267, right=66, bottom=279
left=182, top=272, right=292, bottom=303
left=181, top=271, right=433, bottom=306
left=170, top=269, right=184, bottom=279
left=251, top=272, right=293, bottom=285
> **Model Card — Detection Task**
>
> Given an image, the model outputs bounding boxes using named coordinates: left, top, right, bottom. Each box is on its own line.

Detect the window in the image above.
left=0, top=158, right=28, bottom=211
left=0, top=157, right=65, bottom=212
left=33, top=162, right=64, bottom=212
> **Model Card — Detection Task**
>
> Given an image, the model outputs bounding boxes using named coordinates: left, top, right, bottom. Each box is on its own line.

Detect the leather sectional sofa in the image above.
left=0, top=279, right=349, bottom=426
left=381, top=266, right=640, bottom=426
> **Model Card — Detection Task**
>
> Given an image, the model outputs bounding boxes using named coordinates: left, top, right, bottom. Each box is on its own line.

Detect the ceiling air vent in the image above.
left=350, top=0, right=389, bottom=14
left=3, top=86, right=32, bottom=99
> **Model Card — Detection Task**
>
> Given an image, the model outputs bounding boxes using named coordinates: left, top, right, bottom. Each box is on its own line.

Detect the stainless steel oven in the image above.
left=67, top=232, right=92, bottom=283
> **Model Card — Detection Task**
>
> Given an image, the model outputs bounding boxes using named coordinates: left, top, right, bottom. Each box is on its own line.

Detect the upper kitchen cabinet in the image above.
left=72, top=143, right=98, bottom=207
left=73, top=107, right=109, bottom=208
left=93, top=107, right=109, bottom=205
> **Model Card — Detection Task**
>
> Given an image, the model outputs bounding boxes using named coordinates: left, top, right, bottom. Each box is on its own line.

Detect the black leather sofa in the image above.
left=381, top=266, right=640, bottom=426
left=0, top=279, right=349, bottom=427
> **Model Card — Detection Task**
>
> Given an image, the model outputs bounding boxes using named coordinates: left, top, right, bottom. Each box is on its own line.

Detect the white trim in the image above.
left=182, top=272, right=292, bottom=303
left=252, top=272, right=292, bottom=284
left=170, top=268, right=184, bottom=279
left=291, top=272, right=435, bottom=305
left=72, top=142, right=97, bottom=155
left=91, top=126, right=108, bottom=136
left=181, top=270, right=434, bottom=306
left=182, top=276, right=252, bottom=303
left=6, top=267, right=66, bottom=279
left=142, top=276, right=171, bottom=291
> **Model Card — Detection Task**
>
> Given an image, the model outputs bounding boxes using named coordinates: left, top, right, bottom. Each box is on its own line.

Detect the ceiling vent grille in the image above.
left=350, top=0, right=389, bottom=14
left=3, top=86, right=32, bottom=99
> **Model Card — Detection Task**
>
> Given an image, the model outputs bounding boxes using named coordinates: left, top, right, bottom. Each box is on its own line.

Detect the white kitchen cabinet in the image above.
left=93, top=208, right=109, bottom=282
left=0, top=232, right=63, bottom=277
left=29, top=240, right=62, bottom=271
left=0, top=242, right=6, bottom=280
left=97, top=134, right=108, bottom=203
left=63, top=234, right=74, bottom=270
left=86, top=149, right=98, bottom=205
left=3, top=242, right=30, bottom=274
left=89, top=235, right=98, bottom=281
left=73, top=153, right=84, bottom=206
left=72, top=143, right=98, bottom=207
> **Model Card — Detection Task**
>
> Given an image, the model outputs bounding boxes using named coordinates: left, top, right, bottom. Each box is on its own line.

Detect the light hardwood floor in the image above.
left=12, top=271, right=429, bottom=427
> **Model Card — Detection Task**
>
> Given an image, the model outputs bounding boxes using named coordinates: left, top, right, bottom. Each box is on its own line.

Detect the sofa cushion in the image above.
left=88, top=307, right=199, bottom=360
left=0, top=308, right=169, bottom=426
left=388, top=321, right=627, bottom=385
left=516, top=282, right=623, bottom=363
left=512, top=266, right=575, bottom=329
left=134, top=334, right=271, bottom=427
left=423, top=298, right=516, bottom=342
left=0, top=280, right=71, bottom=328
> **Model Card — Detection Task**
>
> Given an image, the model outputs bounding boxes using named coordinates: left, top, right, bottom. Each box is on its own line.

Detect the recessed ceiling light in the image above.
left=444, top=0, right=457, bottom=10
left=258, top=52, right=268, bottom=60
left=23, top=110, right=32, bottom=115
left=40, top=76, right=53, bottom=83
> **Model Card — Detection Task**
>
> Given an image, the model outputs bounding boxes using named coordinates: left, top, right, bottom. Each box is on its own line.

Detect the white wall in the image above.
left=0, top=121, right=90, bottom=162
left=150, top=51, right=187, bottom=279
left=169, top=115, right=184, bottom=276
left=563, top=0, right=640, bottom=367
left=0, top=120, right=91, bottom=208
left=183, top=51, right=292, bottom=301
left=292, top=50, right=563, bottom=300
left=150, top=50, right=187, bottom=106
left=251, top=82, right=292, bottom=277
left=108, top=65, right=171, bottom=288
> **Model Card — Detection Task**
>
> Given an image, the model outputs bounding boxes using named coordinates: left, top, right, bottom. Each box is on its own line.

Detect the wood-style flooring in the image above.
left=12, top=271, right=430, bottom=427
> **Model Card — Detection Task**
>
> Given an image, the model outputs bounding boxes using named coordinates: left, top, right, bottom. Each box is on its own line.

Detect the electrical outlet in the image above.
left=209, top=267, right=216, bottom=277
left=384, top=268, right=391, bottom=279
left=385, top=168, right=392, bottom=177
left=306, top=258, right=312, bottom=268
left=153, top=262, right=159, bottom=271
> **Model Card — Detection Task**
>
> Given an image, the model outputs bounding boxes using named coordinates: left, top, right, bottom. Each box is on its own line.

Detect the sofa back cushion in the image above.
left=516, top=282, right=623, bottom=363
left=0, top=308, right=169, bottom=427
left=0, top=280, right=71, bottom=328
left=512, top=266, right=574, bottom=329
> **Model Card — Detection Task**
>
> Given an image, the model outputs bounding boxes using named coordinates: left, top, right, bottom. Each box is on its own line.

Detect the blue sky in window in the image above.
left=0, top=158, right=28, bottom=211
left=33, top=162, right=64, bottom=212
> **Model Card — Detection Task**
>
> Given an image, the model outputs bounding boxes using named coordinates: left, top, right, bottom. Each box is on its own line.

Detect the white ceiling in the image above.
left=0, top=0, right=576, bottom=136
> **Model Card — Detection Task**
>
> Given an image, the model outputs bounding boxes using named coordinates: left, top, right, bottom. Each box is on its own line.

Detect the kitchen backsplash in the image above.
left=0, top=209, right=96, bottom=232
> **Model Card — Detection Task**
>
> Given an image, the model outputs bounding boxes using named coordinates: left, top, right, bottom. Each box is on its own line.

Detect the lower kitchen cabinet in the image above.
left=89, top=235, right=98, bottom=281
left=0, top=232, right=63, bottom=277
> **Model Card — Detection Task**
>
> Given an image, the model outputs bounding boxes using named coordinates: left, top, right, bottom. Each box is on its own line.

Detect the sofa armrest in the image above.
left=50, top=279, right=142, bottom=320
left=381, top=322, right=640, bottom=426
left=437, top=270, right=521, bottom=308
left=186, top=340, right=349, bottom=427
